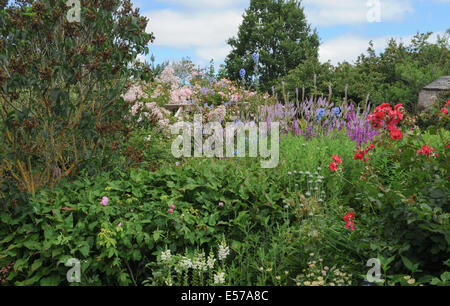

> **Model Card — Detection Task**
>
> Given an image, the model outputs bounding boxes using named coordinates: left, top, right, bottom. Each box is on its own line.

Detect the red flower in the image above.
left=441, top=108, right=449, bottom=115
left=354, top=152, right=364, bottom=160
left=354, top=144, right=375, bottom=162
left=445, top=100, right=450, bottom=107
left=417, top=145, right=438, bottom=157
left=332, top=155, right=342, bottom=165
left=369, top=103, right=404, bottom=138
left=329, top=161, right=338, bottom=172
left=390, top=127, right=402, bottom=140
left=344, top=212, right=355, bottom=231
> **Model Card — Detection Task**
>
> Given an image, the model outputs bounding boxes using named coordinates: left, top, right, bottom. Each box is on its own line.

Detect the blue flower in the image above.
left=239, top=68, right=246, bottom=78
left=315, top=108, right=325, bottom=122
left=333, top=107, right=341, bottom=117
left=252, top=53, right=259, bottom=64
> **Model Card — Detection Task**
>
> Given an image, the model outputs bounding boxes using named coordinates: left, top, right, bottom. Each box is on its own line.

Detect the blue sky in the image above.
left=133, top=0, right=449, bottom=68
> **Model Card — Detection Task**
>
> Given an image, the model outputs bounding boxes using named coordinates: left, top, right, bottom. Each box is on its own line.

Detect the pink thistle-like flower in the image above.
left=219, top=202, right=224, bottom=207
left=101, top=196, right=109, bottom=206
left=169, top=209, right=174, bottom=214
left=118, top=222, right=122, bottom=227
left=171, top=205, right=175, bottom=209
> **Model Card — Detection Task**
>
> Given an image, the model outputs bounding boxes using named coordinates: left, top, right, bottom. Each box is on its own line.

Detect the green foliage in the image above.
left=224, top=0, right=320, bottom=91
left=1, top=123, right=448, bottom=285
left=0, top=0, right=153, bottom=197
left=350, top=128, right=449, bottom=278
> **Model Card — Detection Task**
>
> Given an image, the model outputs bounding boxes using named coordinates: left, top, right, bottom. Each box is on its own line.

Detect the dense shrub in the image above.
left=0, top=0, right=153, bottom=198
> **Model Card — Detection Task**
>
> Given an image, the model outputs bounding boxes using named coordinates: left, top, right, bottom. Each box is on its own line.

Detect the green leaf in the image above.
left=153, top=230, right=163, bottom=242
left=40, top=275, right=61, bottom=286
left=208, top=214, right=217, bottom=226
left=79, top=245, right=90, bottom=257
left=401, top=256, right=419, bottom=273
left=14, top=258, right=29, bottom=272
left=31, top=258, right=44, bottom=272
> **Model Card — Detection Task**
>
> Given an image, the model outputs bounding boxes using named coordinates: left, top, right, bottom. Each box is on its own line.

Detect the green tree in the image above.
left=224, top=0, right=319, bottom=92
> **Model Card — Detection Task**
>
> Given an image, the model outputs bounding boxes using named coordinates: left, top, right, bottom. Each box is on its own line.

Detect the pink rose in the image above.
left=101, top=196, right=109, bottom=206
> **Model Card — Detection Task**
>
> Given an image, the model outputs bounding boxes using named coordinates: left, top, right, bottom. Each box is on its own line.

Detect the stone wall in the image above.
left=418, top=89, right=441, bottom=110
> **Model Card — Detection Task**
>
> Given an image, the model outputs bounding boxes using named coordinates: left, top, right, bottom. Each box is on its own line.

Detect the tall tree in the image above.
left=224, top=0, right=319, bottom=91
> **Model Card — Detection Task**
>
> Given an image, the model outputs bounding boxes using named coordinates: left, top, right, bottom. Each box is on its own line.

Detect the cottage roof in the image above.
left=422, top=76, right=450, bottom=91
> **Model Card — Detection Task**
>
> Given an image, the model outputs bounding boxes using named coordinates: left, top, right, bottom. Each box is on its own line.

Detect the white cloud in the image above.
left=195, top=45, right=232, bottom=65
left=155, top=0, right=248, bottom=10
left=303, top=0, right=414, bottom=27
left=319, top=32, right=445, bottom=65
left=144, top=9, right=243, bottom=63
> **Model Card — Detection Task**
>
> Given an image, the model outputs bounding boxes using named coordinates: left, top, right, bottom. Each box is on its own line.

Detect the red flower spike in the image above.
left=344, top=212, right=355, bottom=231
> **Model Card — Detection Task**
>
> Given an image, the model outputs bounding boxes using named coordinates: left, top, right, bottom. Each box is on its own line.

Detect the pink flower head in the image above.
left=441, top=108, right=448, bottom=115
left=101, top=196, right=109, bottom=206
left=218, top=202, right=224, bottom=207
left=171, top=204, right=175, bottom=209
left=118, top=222, right=122, bottom=227
left=169, top=209, right=174, bottom=214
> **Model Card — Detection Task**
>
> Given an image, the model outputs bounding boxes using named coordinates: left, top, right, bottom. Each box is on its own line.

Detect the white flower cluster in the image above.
left=179, top=256, right=193, bottom=269
left=207, top=105, right=227, bottom=122
left=130, top=102, right=171, bottom=130
left=207, top=253, right=216, bottom=270
left=122, top=85, right=148, bottom=103
left=157, top=67, right=180, bottom=90
left=193, top=253, right=208, bottom=271
left=161, top=249, right=171, bottom=262
left=170, top=85, right=194, bottom=105
left=218, top=241, right=230, bottom=261
left=214, top=272, right=225, bottom=285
